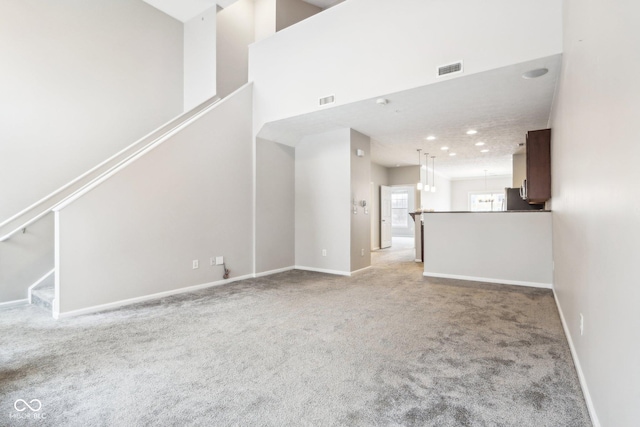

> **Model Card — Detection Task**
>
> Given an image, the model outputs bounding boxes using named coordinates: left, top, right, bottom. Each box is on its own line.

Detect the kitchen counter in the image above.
left=421, top=211, right=553, bottom=288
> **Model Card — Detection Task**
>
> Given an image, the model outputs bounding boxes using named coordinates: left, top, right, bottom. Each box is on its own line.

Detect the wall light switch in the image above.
left=216, top=256, right=224, bottom=265
left=322, top=249, right=327, bottom=257
left=192, top=260, right=199, bottom=269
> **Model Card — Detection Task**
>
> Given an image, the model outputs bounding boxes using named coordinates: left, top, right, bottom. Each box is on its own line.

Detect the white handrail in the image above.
left=0, top=94, right=223, bottom=242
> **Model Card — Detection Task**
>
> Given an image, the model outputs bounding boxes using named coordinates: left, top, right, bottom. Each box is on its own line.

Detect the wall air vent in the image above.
left=319, top=95, right=335, bottom=107
left=437, top=61, right=463, bottom=77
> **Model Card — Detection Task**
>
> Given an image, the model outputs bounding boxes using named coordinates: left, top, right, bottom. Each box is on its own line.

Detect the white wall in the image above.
left=249, top=0, right=562, bottom=132
left=512, top=153, right=526, bottom=188
left=276, top=0, right=321, bottom=31
left=0, top=213, right=54, bottom=303
left=349, top=130, right=371, bottom=272
left=54, top=84, right=254, bottom=315
left=254, top=0, right=276, bottom=42
left=370, top=162, right=389, bottom=250
left=217, top=0, right=255, bottom=98
left=295, top=129, right=351, bottom=274
left=255, top=139, right=295, bottom=274
left=184, top=6, right=217, bottom=110
left=388, top=166, right=420, bottom=187
left=421, top=171, right=452, bottom=212
left=451, top=175, right=511, bottom=211
left=0, top=0, right=184, bottom=223
left=424, top=212, right=553, bottom=287
left=550, top=1, right=640, bottom=425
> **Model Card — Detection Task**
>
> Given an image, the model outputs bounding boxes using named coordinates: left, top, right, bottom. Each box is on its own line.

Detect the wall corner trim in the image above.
left=423, top=272, right=553, bottom=289
left=254, top=266, right=295, bottom=278
left=553, top=290, right=601, bottom=427
left=294, top=266, right=351, bottom=277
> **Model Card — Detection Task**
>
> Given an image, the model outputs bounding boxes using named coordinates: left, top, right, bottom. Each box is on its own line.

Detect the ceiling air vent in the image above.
left=437, top=61, right=463, bottom=77
left=319, top=94, right=335, bottom=107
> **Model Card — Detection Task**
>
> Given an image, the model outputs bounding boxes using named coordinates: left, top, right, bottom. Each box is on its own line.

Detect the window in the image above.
left=391, top=191, right=409, bottom=227
left=469, top=192, right=505, bottom=212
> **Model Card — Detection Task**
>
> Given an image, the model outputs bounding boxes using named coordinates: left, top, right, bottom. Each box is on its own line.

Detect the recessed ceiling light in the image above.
left=481, top=149, right=489, bottom=153
left=449, top=153, right=457, bottom=156
left=466, top=130, right=477, bottom=135
left=475, top=142, right=485, bottom=146
left=522, top=68, right=549, bottom=79
left=441, top=146, right=449, bottom=151
left=426, top=136, right=436, bottom=141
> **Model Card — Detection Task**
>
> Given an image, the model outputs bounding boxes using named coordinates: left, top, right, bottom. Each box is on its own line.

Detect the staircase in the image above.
left=1, top=95, right=221, bottom=317
left=30, top=271, right=55, bottom=312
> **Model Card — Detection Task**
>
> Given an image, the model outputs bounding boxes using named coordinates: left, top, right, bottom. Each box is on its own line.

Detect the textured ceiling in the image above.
left=258, top=55, right=561, bottom=179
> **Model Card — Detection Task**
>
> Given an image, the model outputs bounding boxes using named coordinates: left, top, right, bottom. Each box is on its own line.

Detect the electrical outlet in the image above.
left=580, top=313, right=584, bottom=336
left=322, top=249, right=327, bottom=257
left=361, top=248, right=365, bottom=256
left=216, top=256, right=224, bottom=265
left=192, top=260, right=199, bottom=269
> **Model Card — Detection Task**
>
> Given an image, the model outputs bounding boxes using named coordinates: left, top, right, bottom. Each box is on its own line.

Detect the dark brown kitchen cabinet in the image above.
left=525, top=128, right=551, bottom=204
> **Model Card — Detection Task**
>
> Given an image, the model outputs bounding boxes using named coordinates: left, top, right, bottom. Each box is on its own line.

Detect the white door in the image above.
left=380, top=185, right=392, bottom=248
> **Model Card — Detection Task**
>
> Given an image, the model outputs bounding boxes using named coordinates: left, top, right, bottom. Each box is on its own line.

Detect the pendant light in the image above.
left=431, top=156, right=437, bottom=192
left=416, top=149, right=423, bottom=190
left=424, top=153, right=430, bottom=192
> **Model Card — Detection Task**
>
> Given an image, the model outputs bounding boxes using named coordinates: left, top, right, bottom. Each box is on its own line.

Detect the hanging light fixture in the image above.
left=416, top=149, right=423, bottom=190
left=431, top=156, right=437, bottom=192
left=424, top=152, right=430, bottom=191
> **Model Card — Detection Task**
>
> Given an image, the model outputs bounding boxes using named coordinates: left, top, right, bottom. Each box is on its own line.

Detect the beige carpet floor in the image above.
left=0, top=241, right=591, bottom=426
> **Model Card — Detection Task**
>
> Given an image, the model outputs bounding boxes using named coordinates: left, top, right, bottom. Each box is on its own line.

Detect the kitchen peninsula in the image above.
left=416, top=210, right=552, bottom=289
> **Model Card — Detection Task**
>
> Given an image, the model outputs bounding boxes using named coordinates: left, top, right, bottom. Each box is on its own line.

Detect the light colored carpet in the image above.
left=0, top=246, right=591, bottom=426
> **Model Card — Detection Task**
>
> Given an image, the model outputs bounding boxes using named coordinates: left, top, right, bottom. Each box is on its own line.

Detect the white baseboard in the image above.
left=53, top=274, right=254, bottom=319
left=423, top=271, right=552, bottom=289
left=350, top=266, right=372, bottom=275
left=294, top=266, right=351, bottom=277
left=553, top=290, right=600, bottom=427
left=371, top=247, right=381, bottom=251
left=254, top=266, right=295, bottom=278
left=415, top=259, right=422, bottom=263
left=0, top=299, right=28, bottom=308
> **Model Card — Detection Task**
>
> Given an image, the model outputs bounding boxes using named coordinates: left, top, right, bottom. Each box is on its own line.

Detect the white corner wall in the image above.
left=275, top=0, right=321, bottom=32
left=550, top=1, right=640, bottom=425
left=350, top=130, right=371, bottom=272
left=184, top=6, right=217, bottom=110
left=249, top=0, right=562, bottom=132
left=295, top=129, right=351, bottom=274
left=256, top=138, right=295, bottom=274
left=0, top=1, right=184, bottom=222
left=451, top=176, right=511, bottom=211
left=424, top=212, right=553, bottom=287
left=217, top=0, right=255, bottom=98
left=54, top=84, right=254, bottom=316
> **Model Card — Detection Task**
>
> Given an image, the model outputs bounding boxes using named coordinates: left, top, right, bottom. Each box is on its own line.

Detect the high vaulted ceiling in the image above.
left=258, top=54, right=561, bottom=179
left=142, top=0, right=236, bottom=22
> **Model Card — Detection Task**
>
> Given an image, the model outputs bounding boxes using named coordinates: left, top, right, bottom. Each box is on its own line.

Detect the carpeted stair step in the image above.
left=30, top=273, right=55, bottom=312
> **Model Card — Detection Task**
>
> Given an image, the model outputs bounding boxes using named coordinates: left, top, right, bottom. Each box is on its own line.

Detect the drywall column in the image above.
left=550, top=0, right=640, bottom=424
left=295, top=129, right=351, bottom=275
left=217, top=0, right=255, bottom=98
left=255, top=139, right=295, bottom=275
left=350, top=130, right=371, bottom=272
left=370, top=162, right=389, bottom=250
left=254, top=0, right=276, bottom=42
left=184, top=7, right=217, bottom=110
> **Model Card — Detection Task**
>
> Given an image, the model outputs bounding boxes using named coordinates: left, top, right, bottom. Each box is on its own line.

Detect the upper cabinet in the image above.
left=525, top=129, right=551, bottom=204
